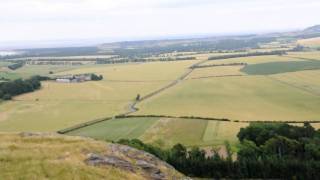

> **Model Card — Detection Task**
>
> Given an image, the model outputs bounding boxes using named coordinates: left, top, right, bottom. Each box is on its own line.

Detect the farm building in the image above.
left=55, top=73, right=92, bottom=83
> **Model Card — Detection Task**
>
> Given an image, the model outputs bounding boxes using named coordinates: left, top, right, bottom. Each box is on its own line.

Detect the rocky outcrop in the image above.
left=86, top=144, right=184, bottom=180
left=2, top=133, right=184, bottom=179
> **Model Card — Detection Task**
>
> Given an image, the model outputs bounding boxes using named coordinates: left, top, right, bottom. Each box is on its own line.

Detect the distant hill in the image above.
left=3, top=24, right=320, bottom=59
left=303, top=25, right=320, bottom=33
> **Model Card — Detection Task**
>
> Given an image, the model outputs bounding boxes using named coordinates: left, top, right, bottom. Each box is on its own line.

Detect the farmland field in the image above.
left=202, top=55, right=300, bottom=66
left=1, top=51, right=320, bottom=148
left=67, top=117, right=159, bottom=141
left=298, top=37, right=320, bottom=47
left=240, top=60, right=320, bottom=75
left=287, top=51, right=320, bottom=60
left=136, top=75, right=320, bottom=121
left=66, top=117, right=249, bottom=147
left=271, top=70, right=320, bottom=96
left=0, top=61, right=196, bottom=132
left=0, top=65, right=79, bottom=80
left=187, top=66, right=244, bottom=79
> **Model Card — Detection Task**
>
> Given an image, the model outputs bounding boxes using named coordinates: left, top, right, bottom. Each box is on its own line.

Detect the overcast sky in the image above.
left=1, top=0, right=320, bottom=47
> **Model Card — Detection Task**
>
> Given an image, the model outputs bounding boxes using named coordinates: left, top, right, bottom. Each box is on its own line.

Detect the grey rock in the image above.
left=86, top=153, right=134, bottom=172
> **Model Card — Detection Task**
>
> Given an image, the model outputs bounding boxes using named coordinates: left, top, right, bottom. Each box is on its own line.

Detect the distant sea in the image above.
left=0, top=51, right=21, bottom=56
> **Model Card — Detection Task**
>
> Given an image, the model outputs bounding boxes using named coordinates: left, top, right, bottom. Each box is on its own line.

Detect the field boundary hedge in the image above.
left=57, top=117, right=114, bottom=134
left=58, top=114, right=320, bottom=134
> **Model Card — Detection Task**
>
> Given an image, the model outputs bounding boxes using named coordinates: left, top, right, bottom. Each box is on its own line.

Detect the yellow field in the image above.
left=139, top=118, right=248, bottom=147
left=56, top=60, right=197, bottom=81
left=298, top=37, right=320, bottom=47
left=201, top=121, right=248, bottom=145
left=136, top=75, right=320, bottom=121
left=185, top=52, right=247, bottom=60
left=202, top=55, right=303, bottom=66
left=0, top=61, right=197, bottom=132
left=187, top=66, right=244, bottom=79
left=271, top=70, right=320, bottom=96
left=287, top=51, right=320, bottom=60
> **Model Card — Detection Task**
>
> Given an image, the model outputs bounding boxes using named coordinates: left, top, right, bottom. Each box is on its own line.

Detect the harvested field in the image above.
left=136, top=76, right=320, bottom=122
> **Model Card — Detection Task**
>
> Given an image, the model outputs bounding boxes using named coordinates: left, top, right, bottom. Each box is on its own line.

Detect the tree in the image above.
left=136, top=94, right=140, bottom=101
left=3, top=94, right=12, bottom=100
left=91, top=74, right=103, bottom=81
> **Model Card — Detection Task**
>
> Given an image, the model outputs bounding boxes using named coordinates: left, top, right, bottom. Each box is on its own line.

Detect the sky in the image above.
left=1, top=0, right=320, bottom=49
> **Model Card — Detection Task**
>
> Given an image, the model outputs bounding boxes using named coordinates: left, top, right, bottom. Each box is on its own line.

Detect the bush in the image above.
left=91, top=74, right=103, bottom=81
left=2, top=94, right=12, bottom=100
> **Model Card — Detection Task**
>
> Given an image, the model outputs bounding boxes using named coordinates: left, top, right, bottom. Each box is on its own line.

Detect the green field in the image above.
left=67, top=117, right=248, bottom=147
left=67, top=117, right=159, bottom=141
left=241, top=60, right=320, bottom=75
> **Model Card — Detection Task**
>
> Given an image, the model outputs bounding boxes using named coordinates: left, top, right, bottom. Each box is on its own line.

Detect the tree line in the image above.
left=208, top=50, right=286, bottom=60
left=90, top=74, right=103, bottom=81
left=118, top=123, right=320, bottom=179
left=0, top=76, right=48, bottom=100
left=8, top=62, right=24, bottom=70
left=191, top=62, right=247, bottom=69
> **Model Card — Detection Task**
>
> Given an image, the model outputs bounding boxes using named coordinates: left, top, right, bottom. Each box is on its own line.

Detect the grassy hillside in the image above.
left=0, top=133, right=183, bottom=179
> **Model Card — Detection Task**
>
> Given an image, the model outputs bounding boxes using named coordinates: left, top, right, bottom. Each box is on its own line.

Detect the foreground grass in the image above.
left=0, top=133, right=145, bottom=180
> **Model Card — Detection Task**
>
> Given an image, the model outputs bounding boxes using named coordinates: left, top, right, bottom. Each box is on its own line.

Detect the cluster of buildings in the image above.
left=55, top=73, right=92, bottom=83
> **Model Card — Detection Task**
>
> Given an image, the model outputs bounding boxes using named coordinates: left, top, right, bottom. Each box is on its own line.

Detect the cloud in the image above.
left=0, top=0, right=320, bottom=44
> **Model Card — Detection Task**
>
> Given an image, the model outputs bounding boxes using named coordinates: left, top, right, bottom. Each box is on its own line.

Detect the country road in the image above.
left=124, top=59, right=209, bottom=115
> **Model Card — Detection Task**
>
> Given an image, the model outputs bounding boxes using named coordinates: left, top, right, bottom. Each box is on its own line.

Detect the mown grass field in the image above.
left=67, top=118, right=159, bottom=141
left=241, top=60, right=320, bottom=75
left=0, top=133, right=181, bottom=180
left=66, top=117, right=248, bottom=148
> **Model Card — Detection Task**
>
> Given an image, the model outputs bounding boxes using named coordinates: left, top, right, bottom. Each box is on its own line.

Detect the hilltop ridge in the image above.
left=0, top=132, right=184, bottom=180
